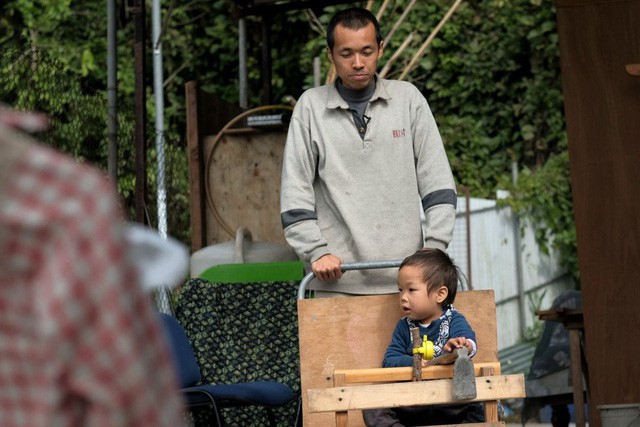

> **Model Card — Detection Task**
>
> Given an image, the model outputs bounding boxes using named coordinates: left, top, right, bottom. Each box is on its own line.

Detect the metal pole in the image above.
left=152, top=0, right=172, bottom=315
left=133, top=0, right=147, bottom=225
left=297, top=260, right=402, bottom=300
left=152, top=0, right=167, bottom=239
left=313, top=56, right=321, bottom=87
left=464, top=186, right=472, bottom=290
left=511, top=160, right=527, bottom=338
left=107, top=0, right=117, bottom=183
left=238, top=18, right=248, bottom=109
left=261, top=14, right=272, bottom=105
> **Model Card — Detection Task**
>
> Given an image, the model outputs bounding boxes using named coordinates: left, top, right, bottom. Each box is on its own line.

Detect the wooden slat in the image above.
left=185, top=81, right=206, bottom=251
left=335, top=362, right=502, bottom=383
left=308, top=374, right=526, bottom=413
left=480, top=366, right=498, bottom=423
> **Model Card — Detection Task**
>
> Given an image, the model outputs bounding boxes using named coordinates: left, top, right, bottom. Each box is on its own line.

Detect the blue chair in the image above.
left=159, top=313, right=298, bottom=426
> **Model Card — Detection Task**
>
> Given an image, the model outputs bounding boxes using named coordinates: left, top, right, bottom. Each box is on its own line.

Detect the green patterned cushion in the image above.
left=175, top=278, right=300, bottom=426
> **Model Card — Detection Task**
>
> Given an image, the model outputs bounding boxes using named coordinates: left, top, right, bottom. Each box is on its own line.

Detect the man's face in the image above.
left=327, top=22, right=383, bottom=91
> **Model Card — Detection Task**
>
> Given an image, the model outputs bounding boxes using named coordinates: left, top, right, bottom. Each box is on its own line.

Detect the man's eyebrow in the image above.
left=338, top=45, right=375, bottom=52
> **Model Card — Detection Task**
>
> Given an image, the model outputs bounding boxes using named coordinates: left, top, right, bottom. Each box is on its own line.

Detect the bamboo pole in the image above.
left=383, top=0, right=417, bottom=48
left=379, top=31, right=415, bottom=79
left=398, top=0, right=464, bottom=81
left=375, top=0, right=391, bottom=22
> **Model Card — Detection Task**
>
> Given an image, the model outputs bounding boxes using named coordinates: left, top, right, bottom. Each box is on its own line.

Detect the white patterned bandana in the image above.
left=407, top=305, right=456, bottom=357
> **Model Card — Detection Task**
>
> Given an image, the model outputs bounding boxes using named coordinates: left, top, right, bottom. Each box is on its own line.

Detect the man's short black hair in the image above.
left=326, top=7, right=382, bottom=51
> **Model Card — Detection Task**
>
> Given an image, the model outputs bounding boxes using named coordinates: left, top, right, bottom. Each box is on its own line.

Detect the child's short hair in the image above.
left=400, top=248, right=460, bottom=306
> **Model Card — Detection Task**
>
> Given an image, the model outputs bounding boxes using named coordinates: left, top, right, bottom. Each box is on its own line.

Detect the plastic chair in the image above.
left=159, top=313, right=298, bottom=426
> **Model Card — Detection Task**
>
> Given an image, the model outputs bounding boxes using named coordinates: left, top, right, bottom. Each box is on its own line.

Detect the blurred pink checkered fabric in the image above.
left=0, top=122, right=185, bottom=426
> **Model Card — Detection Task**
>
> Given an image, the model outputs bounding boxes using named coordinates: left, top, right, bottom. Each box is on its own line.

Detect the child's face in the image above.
left=397, top=265, right=448, bottom=324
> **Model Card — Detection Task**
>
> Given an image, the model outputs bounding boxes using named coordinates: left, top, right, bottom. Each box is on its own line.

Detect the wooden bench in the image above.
left=297, top=290, right=526, bottom=426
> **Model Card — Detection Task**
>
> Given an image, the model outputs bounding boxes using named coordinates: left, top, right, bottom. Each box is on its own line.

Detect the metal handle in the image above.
left=297, top=260, right=403, bottom=300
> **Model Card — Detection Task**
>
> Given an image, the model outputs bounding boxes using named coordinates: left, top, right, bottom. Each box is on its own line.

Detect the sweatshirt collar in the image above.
left=325, top=75, right=392, bottom=110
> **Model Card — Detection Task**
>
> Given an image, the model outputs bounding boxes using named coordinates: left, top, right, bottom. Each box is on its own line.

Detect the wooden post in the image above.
left=480, top=366, right=498, bottom=422
left=411, top=327, right=422, bottom=381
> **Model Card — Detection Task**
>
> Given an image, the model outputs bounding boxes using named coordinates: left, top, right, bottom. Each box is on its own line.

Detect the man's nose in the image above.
left=352, top=54, right=364, bottom=68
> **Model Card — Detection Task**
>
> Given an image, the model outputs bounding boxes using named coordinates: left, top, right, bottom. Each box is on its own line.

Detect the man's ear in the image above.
left=326, top=46, right=334, bottom=64
left=377, top=40, right=384, bottom=59
left=436, top=286, right=449, bottom=304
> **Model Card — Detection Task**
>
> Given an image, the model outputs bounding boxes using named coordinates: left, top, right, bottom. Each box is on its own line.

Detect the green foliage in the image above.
left=0, top=37, right=106, bottom=164
left=375, top=0, right=568, bottom=198
left=523, top=289, right=547, bottom=343
left=498, top=152, right=579, bottom=282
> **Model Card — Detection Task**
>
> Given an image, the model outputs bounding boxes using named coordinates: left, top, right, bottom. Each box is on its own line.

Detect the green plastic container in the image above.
left=199, top=260, right=305, bottom=284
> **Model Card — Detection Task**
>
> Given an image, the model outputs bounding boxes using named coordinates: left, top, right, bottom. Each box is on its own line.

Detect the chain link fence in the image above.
left=0, top=34, right=176, bottom=313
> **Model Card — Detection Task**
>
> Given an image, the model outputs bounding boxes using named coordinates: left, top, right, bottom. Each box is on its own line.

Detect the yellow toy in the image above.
left=412, top=335, right=434, bottom=361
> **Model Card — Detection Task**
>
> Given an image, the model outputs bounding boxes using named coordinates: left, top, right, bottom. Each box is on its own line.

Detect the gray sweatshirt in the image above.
left=280, top=78, right=456, bottom=294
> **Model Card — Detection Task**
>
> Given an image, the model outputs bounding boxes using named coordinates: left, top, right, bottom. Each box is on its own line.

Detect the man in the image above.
left=280, top=8, right=457, bottom=296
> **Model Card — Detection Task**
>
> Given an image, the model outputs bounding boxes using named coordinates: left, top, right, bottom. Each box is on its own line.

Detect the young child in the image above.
left=363, top=248, right=484, bottom=426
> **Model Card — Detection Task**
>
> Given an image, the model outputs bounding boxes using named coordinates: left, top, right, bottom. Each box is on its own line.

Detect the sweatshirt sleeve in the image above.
left=449, top=311, right=478, bottom=356
left=279, top=101, right=331, bottom=263
left=411, top=90, right=457, bottom=251
left=382, top=320, right=414, bottom=367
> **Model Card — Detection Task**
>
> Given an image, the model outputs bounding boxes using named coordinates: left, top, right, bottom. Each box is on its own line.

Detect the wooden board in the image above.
left=554, top=1, right=640, bottom=424
left=297, top=290, right=498, bottom=426
left=203, top=131, right=288, bottom=246
left=308, top=374, right=525, bottom=412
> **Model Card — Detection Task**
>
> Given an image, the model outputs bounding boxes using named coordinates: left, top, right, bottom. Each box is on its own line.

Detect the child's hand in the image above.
left=443, top=337, right=471, bottom=353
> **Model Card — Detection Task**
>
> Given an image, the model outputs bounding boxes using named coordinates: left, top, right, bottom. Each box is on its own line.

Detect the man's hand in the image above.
left=311, top=254, right=343, bottom=281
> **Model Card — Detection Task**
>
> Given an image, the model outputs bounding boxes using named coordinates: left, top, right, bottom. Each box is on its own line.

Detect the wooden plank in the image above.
left=569, top=330, right=585, bottom=426
left=298, top=290, right=498, bottom=426
left=554, top=1, right=640, bottom=424
left=185, top=81, right=206, bottom=251
left=554, top=0, right=629, bottom=7
left=308, top=374, right=525, bottom=413
left=185, top=82, right=245, bottom=251
left=335, top=362, right=502, bottom=383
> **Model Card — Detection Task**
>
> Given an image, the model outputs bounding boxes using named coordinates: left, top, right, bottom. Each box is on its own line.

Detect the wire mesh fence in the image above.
left=0, top=34, right=176, bottom=313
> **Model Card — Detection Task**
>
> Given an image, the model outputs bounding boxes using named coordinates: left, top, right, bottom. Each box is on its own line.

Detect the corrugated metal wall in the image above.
left=449, top=195, right=575, bottom=350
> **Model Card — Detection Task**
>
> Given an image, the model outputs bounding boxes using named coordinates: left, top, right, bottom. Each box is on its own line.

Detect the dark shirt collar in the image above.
left=336, top=78, right=376, bottom=104
left=326, top=75, right=391, bottom=109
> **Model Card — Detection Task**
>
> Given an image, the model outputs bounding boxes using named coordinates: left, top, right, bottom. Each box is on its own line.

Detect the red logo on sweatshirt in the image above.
left=392, top=129, right=406, bottom=138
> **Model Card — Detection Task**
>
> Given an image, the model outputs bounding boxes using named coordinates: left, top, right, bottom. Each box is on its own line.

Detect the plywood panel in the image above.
left=554, top=0, right=640, bottom=424
left=203, top=131, right=288, bottom=246
left=297, top=290, right=498, bottom=426
left=185, top=82, right=244, bottom=251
